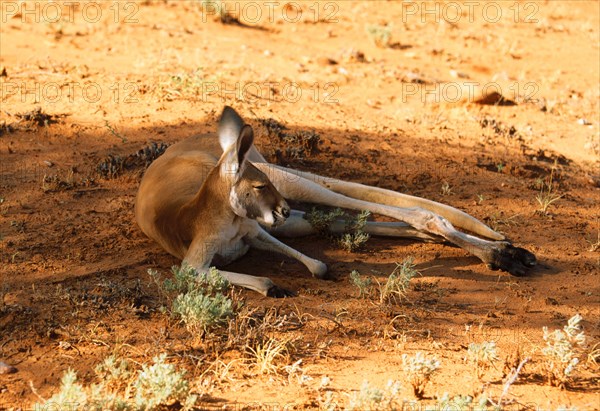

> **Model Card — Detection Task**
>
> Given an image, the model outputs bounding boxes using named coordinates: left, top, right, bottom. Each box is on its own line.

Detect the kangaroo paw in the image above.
left=487, top=242, right=537, bottom=276
left=266, top=285, right=297, bottom=298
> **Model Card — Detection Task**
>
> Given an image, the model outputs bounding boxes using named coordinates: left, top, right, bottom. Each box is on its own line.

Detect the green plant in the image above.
left=156, top=68, right=207, bottom=101
left=436, top=393, right=473, bottom=409
left=14, top=107, right=58, bottom=128
left=96, top=142, right=169, bottom=180
left=536, top=171, right=563, bottom=214
left=172, top=290, right=234, bottom=334
left=91, top=355, right=135, bottom=410
left=94, top=355, right=132, bottom=392
left=38, top=369, right=88, bottom=409
left=367, top=24, right=393, bottom=48
left=265, top=121, right=321, bottom=162
left=588, top=342, right=600, bottom=367
left=466, top=341, right=499, bottom=380
left=586, top=222, right=600, bottom=252
left=434, top=393, right=492, bottom=411
left=332, top=209, right=371, bottom=252
left=36, top=354, right=196, bottom=410
left=306, top=207, right=345, bottom=234
left=161, top=265, right=229, bottom=295
left=378, top=257, right=419, bottom=304
left=306, top=208, right=371, bottom=252
left=346, top=380, right=402, bottom=411
left=148, top=265, right=230, bottom=300
left=349, top=270, right=373, bottom=298
left=149, top=265, right=236, bottom=335
left=199, top=0, right=240, bottom=24
left=485, top=212, right=520, bottom=233
left=42, top=170, right=75, bottom=192
left=440, top=181, right=453, bottom=196
left=542, top=314, right=586, bottom=387
left=164, top=264, right=198, bottom=293
left=105, top=121, right=127, bottom=143
left=259, top=118, right=286, bottom=138
left=134, top=354, right=197, bottom=410
left=247, top=337, right=290, bottom=375
left=280, top=130, right=321, bottom=160
left=476, top=193, right=485, bottom=204
left=402, top=352, right=440, bottom=399
left=355, top=210, right=371, bottom=230
left=284, top=359, right=312, bottom=385
left=0, top=286, right=6, bottom=313
left=337, top=210, right=371, bottom=252
left=338, top=231, right=370, bottom=253
left=318, top=391, right=339, bottom=411
left=199, top=0, right=220, bottom=11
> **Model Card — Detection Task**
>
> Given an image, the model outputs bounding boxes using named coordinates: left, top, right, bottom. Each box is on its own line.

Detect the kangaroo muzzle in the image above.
left=271, top=201, right=290, bottom=227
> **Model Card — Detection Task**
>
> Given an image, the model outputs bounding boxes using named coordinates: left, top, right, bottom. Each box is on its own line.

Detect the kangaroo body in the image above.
left=136, top=107, right=536, bottom=296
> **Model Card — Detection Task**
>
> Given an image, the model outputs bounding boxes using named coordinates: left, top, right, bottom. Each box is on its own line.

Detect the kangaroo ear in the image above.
left=220, top=125, right=254, bottom=179
left=218, top=106, right=245, bottom=152
left=236, top=125, right=254, bottom=167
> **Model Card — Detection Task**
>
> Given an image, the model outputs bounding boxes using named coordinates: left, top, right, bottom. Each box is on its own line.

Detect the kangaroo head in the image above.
left=218, top=107, right=290, bottom=227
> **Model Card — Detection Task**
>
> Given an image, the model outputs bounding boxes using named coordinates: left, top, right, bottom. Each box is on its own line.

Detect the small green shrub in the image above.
left=246, top=337, right=290, bottom=375
left=379, top=258, right=418, bottom=304
left=158, top=265, right=229, bottom=295
left=536, top=170, right=563, bottom=214
left=149, top=265, right=236, bottom=335
left=542, top=314, right=586, bottom=387
left=349, top=270, right=373, bottom=298
left=346, top=380, right=402, bottom=411
left=156, top=69, right=206, bottom=101
left=36, top=354, right=196, bottom=410
left=306, top=208, right=371, bottom=252
left=440, top=181, right=453, bottom=196
left=39, top=369, right=87, bottom=409
left=338, top=231, right=370, bottom=252
left=94, top=355, right=131, bottom=392
left=162, top=264, right=198, bottom=293
left=306, top=207, right=345, bottom=235
left=366, top=24, right=393, bottom=48
left=280, top=130, right=321, bottom=160
left=172, top=290, right=234, bottom=334
left=134, top=354, right=197, bottom=410
left=351, top=258, right=418, bottom=304
left=434, top=393, right=492, bottom=411
left=466, top=341, right=499, bottom=380
left=402, top=352, right=440, bottom=399
left=338, top=210, right=371, bottom=252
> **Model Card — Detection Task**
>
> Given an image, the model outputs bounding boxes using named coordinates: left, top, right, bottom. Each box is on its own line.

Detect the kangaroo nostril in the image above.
left=281, top=206, right=290, bottom=218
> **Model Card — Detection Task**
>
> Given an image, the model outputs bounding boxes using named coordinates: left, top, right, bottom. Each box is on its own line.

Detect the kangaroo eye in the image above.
left=253, top=185, right=266, bottom=190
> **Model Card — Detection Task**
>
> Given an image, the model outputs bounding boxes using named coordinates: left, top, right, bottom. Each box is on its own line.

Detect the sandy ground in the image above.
left=0, top=0, right=599, bottom=409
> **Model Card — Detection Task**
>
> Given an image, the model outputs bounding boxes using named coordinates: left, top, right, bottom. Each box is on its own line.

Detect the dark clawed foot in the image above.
left=488, top=242, right=536, bottom=276
left=266, top=285, right=297, bottom=298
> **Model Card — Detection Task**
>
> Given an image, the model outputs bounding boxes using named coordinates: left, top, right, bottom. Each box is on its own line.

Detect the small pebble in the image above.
left=449, top=69, right=470, bottom=79
left=586, top=175, right=600, bottom=187
left=577, top=118, right=591, bottom=125
left=316, top=56, right=337, bottom=66
left=0, top=361, right=17, bottom=374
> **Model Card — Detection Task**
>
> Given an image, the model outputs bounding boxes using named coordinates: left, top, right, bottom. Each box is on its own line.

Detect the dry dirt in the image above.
left=0, top=0, right=599, bottom=409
